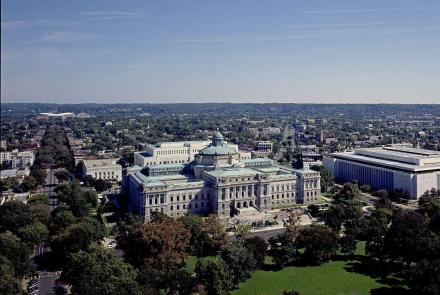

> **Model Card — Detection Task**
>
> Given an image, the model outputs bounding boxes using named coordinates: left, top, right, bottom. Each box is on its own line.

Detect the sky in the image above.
left=1, top=0, right=440, bottom=104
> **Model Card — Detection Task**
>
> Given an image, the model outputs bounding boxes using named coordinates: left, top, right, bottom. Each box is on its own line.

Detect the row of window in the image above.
left=93, top=171, right=118, bottom=180
left=146, top=159, right=186, bottom=165
left=306, top=190, right=319, bottom=197
left=304, top=180, right=319, bottom=189
left=271, top=192, right=295, bottom=199
left=170, top=201, right=207, bottom=211
left=156, top=150, right=189, bottom=155
left=271, top=184, right=295, bottom=192
left=147, top=192, right=210, bottom=205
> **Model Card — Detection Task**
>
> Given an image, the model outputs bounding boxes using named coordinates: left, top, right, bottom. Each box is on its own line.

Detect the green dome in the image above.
left=199, top=145, right=234, bottom=156
left=213, top=132, right=224, bottom=140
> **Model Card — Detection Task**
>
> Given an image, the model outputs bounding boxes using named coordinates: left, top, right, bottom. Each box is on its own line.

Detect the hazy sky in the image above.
left=1, top=0, right=440, bottom=103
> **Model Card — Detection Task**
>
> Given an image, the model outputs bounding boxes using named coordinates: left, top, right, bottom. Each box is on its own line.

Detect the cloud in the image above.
left=33, top=31, right=100, bottom=43
left=1, top=20, right=27, bottom=29
left=285, top=21, right=413, bottom=29
left=1, top=19, right=82, bottom=30
left=307, top=7, right=437, bottom=14
left=80, top=10, right=144, bottom=20
left=387, top=38, right=438, bottom=47
left=175, top=25, right=440, bottom=43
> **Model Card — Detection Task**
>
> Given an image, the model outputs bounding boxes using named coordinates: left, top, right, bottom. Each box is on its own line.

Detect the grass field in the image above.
left=232, top=260, right=383, bottom=295
left=184, top=255, right=218, bottom=273
left=232, top=242, right=385, bottom=295
left=184, top=242, right=387, bottom=295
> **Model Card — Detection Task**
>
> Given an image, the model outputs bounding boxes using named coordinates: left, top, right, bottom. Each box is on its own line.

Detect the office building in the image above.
left=324, top=146, right=440, bottom=199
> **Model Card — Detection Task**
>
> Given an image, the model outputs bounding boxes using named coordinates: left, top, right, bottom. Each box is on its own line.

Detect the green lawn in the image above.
left=184, top=255, right=218, bottom=273
left=232, top=241, right=383, bottom=295
left=185, top=242, right=385, bottom=295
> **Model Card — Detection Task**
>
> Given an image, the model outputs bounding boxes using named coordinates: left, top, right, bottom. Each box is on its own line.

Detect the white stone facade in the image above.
left=125, top=133, right=320, bottom=221
left=81, top=158, right=122, bottom=181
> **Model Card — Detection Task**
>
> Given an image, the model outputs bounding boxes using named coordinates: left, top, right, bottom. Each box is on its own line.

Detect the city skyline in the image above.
left=2, top=0, right=440, bottom=104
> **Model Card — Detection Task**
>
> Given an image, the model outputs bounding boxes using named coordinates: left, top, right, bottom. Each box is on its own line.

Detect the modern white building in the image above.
left=125, top=132, right=320, bottom=221
left=81, top=158, right=122, bottom=181
left=134, top=139, right=251, bottom=167
left=324, top=146, right=440, bottom=199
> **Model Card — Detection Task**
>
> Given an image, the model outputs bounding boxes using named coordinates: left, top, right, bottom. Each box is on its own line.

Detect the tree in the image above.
left=220, top=241, right=256, bottom=287
left=384, top=211, right=428, bottom=264
left=28, top=194, right=49, bottom=204
left=373, top=189, right=388, bottom=199
left=180, top=214, right=205, bottom=256
left=0, top=177, right=19, bottom=192
left=30, top=168, right=47, bottom=185
left=50, top=218, right=106, bottom=264
left=0, top=201, right=34, bottom=233
left=0, top=256, right=25, bottom=295
left=324, top=204, right=345, bottom=231
left=375, top=197, right=393, bottom=211
left=362, top=210, right=390, bottom=265
left=335, top=182, right=361, bottom=201
left=55, top=170, right=70, bottom=182
left=28, top=202, right=51, bottom=224
left=419, top=189, right=440, bottom=218
left=61, top=244, right=147, bottom=295
left=180, top=214, right=226, bottom=256
left=340, top=233, right=356, bottom=257
left=235, top=223, right=252, bottom=238
left=55, top=182, right=98, bottom=217
left=48, top=205, right=77, bottom=234
left=20, top=176, right=38, bottom=192
left=120, top=218, right=190, bottom=288
left=18, top=222, right=49, bottom=245
left=93, top=179, right=112, bottom=193
left=194, top=258, right=230, bottom=295
left=202, top=214, right=227, bottom=253
left=359, top=184, right=371, bottom=193
left=115, top=214, right=143, bottom=251
left=342, top=199, right=363, bottom=221
left=244, top=236, right=267, bottom=267
left=0, top=232, right=33, bottom=278
left=296, top=225, right=338, bottom=264
left=271, top=238, right=299, bottom=268
left=389, top=189, right=411, bottom=201
left=408, top=259, right=440, bottom=295
left=307, top=204, right=320, bottom=217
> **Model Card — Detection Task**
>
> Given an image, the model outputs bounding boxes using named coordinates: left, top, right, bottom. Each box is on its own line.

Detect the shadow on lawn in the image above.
left=343, top=255, right=411, bottom=295
left=369, top=286, right=413, bottom=295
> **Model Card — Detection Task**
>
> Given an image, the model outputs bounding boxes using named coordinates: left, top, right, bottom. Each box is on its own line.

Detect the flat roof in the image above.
left=83, top=158, right=120, bottom=168
left=331, top=150, right=440, bottom=172
left=204, top=167, right=259, bottom=178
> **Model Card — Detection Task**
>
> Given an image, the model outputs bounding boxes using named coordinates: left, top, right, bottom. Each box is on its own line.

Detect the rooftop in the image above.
left=204, top=167, right=260, bottom=178
left=331, top=147, right=440, bottom=172
left=83, top=158, right=120, bottom=168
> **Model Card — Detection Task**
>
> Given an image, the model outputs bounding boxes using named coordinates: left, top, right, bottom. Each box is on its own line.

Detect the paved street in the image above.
left=38, top=272, right=60, bottom=295
left=251, top=227, right=286, bottom=241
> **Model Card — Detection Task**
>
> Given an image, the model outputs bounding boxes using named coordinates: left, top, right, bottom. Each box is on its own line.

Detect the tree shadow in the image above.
left=33, top=252, right=62, bottom=272
left=370, top=286, right=413, bottom=295
left=260, top=262, right=283, bottom=271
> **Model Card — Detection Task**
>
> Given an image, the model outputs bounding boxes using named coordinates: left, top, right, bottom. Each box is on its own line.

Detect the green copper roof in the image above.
left=204, top=167, right=259, bottom=178
left=199, top=145, right=235, bottom=155
left=213, top=132, right=224, bottom=140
